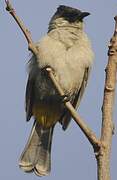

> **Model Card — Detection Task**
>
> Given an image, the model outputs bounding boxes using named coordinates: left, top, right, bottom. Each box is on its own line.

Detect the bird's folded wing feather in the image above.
left=61, top=67, right=90, bottom=130
left=25, top=74, right=35, bottom=121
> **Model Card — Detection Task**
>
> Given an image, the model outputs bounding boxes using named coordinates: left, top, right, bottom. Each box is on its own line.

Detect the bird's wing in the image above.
left=61, top=67, right=91, bottom=130
left=25, top=74, right=35, bottom=121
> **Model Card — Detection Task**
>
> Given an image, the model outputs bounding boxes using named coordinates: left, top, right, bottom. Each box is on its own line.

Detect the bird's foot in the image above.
left=41, top=66, right=55, bottom=74
left=60, top=95, right=70, bottom=103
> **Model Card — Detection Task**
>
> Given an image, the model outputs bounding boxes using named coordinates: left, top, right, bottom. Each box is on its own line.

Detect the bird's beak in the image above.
left=79, top=12, right=90, bottom=20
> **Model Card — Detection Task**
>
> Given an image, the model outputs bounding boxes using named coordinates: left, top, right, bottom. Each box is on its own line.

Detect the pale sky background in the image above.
left=0, top=0, right=117, bottom=180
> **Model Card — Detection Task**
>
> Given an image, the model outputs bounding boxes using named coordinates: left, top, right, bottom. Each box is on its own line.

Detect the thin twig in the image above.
left=5, top=0, right=100, bottom=150
left=5, top=0, right=38, bottom=55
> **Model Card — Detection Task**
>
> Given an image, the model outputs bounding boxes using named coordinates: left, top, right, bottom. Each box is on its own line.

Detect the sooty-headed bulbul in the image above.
left=19, top=5, right=94, bottom=176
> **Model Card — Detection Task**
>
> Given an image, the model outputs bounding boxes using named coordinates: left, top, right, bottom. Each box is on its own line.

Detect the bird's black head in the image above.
left=53, top=5, right=90, bottom=23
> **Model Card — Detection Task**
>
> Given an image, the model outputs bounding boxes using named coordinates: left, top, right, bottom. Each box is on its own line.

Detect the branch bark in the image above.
left=5, top=1, right=117, bottom=180
left=5, top=0, right=39, bottom=55
left=96, top=17, right=117, bottom=180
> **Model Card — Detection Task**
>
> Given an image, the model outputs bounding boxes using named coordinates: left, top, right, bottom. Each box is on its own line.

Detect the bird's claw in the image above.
left=61, top=95, right=70, bottom=103
left=41, top=66, right=55, bottom=74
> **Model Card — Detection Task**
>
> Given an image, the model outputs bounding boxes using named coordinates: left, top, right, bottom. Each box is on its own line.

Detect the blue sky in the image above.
left=0, top=0, right=117, bottom=180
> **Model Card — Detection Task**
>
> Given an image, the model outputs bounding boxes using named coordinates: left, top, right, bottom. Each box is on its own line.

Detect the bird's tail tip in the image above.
left=19, top=160, right=34, bottom=172
left=34, top=165, right=50, bottom=176
left=19, top=161, right=50, bottom=176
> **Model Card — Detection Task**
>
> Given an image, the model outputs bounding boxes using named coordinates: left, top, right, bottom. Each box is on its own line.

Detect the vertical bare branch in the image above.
left=97, top=16, right=117, bottom=180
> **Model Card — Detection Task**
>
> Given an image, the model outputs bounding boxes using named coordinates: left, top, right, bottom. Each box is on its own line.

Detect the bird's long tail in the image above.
left=19, top=120, right=54, bottom=176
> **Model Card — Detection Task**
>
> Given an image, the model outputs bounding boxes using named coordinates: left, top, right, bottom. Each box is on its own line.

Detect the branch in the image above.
left=97, top=16, right=117, bottom=180
left=5, top=1, right=100, bottom=150
left=5, top=0, right=38, bottom=55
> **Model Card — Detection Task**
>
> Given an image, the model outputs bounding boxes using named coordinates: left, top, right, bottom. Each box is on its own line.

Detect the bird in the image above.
left=19, top=5, right=94, bottom=177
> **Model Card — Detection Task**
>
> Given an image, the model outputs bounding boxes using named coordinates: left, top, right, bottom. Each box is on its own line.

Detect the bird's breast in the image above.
left=33, top=29, right=93, bottom=95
